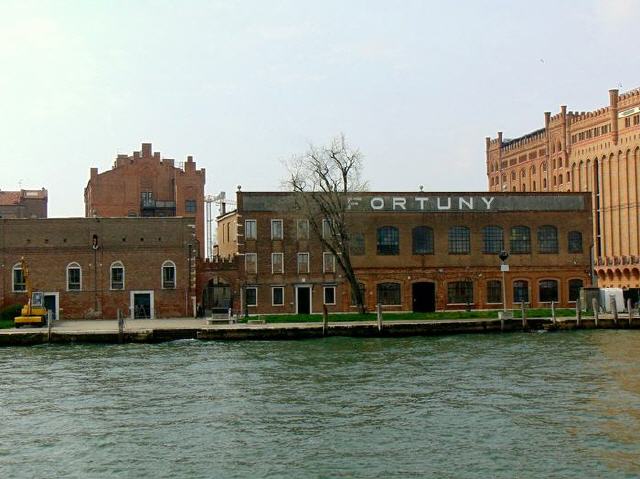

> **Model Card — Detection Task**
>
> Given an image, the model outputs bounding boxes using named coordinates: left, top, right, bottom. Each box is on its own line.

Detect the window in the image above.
left=162, top=261, right=176, bottom=289
left=110, top=261, right=125, bottom=290
left=323, top=252, right=336, bottom=273
left=272, top=286, right=284, bottom=306
left=297, top=219, right=309, bottom=240
left=67, top=262, right=82, bottom=291
left=141, top=191, right=153, bottom=207
left=271, top=253, right=283, bottom=274
left=448, top=226, right=470, bottom=254
left=510, top=226, right=531, bottom=254
left=377, top=283, right=401, bottom=305
left=513, top=280, right=529, bottom=303
left=245, top=287, right=257, bottom=307
left=322, top=219, right=333, bottom=239
left=245, top=253, right=257, bottom=274
left=569, top=279, right=583, bottom=302
left=185, top=199, right=197, bottom=213
left=482, top=226, right=503, bottom=254
left=447, top=281, right=473, bottom=304
left=486, top=280, right=502, bottom=304
left=271, top=219, right=283, bottom=240
left=539, top=279, right=559, bottom=303
left=568, top=231, right=583, bottom=253
left=412, top=226, right=434, bottom=254
left=324, top=286, right=336, bottom=305
left=245, top=220, right=257, bottom=240
left=538, top=225, right=559, bottom=253
left=377, top=226, right=399, bottom=255
left=297, top=252, right=309, bottom=273
left=350, top=233, right=365, bottom=255
left=351, top=282, right=366, bottom=305
left=12, top=264, right=25, bottom=292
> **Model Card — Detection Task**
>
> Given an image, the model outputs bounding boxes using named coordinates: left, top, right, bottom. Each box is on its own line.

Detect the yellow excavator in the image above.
left=14, top=257, right=48, bottom=328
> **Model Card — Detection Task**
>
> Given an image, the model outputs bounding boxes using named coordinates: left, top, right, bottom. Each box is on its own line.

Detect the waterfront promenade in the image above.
left=1, top=314, right=638, bottom=346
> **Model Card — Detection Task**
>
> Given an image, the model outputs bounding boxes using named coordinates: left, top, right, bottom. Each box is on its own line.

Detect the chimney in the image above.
left=142, top=143, right=152, bottom=157
left=609, top=89, right=619, bottom=144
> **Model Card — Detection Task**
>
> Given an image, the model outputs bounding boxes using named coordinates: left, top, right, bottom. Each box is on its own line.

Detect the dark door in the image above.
left=133, top=293, right=151, bottom=319
left=297, top=287, right=311, bottom=314
left=203, top=280, right=232, bottom=314
left=413, top=282, right=436, bottom=312
left=44, top=295, right=57, bottom=320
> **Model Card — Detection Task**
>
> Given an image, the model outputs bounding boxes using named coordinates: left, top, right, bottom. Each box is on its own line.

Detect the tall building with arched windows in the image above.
left=486, top=87, right=640, bottom=289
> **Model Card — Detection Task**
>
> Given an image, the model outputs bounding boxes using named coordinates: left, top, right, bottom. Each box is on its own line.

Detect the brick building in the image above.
left=486, top=87, right=640, bottom=289
left=0, top=188, right=47, bottom=219
left=0, top=217, right=196, bottom=319
left=205, top=191, right=592, bottom=315
left=84, top=143, right=206, bottom=256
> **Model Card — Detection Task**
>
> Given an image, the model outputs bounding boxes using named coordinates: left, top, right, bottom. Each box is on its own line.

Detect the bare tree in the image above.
left=285, top=134, right=368, bottom=314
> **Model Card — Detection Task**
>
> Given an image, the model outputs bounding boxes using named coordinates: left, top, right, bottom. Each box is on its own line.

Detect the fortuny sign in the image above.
left=347, top=196, right=495, bottom=211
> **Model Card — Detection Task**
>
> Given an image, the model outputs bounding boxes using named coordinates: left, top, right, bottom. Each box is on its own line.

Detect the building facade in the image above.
left=0, top=188, right=47, bottom=219
left=204, top=191, right=592, bottom=315
left=0, top=217, right=196, bottom=319
left=486, top=87, right=640, bottom=289
left=84, top=143, right=206, bottom=256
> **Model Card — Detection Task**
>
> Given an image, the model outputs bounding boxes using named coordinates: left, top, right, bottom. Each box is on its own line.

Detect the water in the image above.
left=1, top=331, right=640, bottom=479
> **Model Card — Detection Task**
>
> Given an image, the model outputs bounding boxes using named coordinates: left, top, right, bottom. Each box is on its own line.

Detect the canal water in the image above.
left=1, top=331, right=640, bottom=478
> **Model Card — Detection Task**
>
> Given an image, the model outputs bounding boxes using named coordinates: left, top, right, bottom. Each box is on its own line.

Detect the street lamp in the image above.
left=498, top=250, right=509, bottom=314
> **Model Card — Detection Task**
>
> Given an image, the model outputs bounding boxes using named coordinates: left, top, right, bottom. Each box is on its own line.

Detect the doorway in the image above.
left=296, top=286, right=311, bottom=314
left=130, top=291, right=154, bottom=319
left=412, top=282, right=436, bottom=312
left=43, top=292, right=59, bottom=320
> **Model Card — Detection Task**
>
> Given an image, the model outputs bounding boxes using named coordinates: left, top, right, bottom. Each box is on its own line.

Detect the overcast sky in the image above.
left=1, top=0, right=639, bottom=217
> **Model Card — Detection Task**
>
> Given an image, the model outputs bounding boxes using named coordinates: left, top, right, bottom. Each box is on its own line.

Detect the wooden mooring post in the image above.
left=117, top=309, right=124, bottom=344
left=376, top=303, right=383, bottom=332
left=322, top=305, right=329, bottom=336
left=628, top=299, right=633, bottom=328
left=521, top=302, right=527, bottom=330
left=576, top=298, right=581, bottom=328
left=47, top=310, right=53, bottom=342
left=592, top=298, right=599, bottom=328
left=610, top=295, right=618, bottom=326
left=551, top=301, right=556, bottom=326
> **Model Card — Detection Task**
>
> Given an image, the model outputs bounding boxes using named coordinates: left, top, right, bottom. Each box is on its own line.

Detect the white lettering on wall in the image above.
left=371, top=197, right=385, bottom=210
left=437, top=197, right=451, bottom=210
left=347, top=197, right=361, bottom=210
left=414, top=197, right=429, bottom=210
left=393, top=197, right=406, bottom=210
left=481, top=197, right=495, bottom=209
left=459, top=197, right=473, bottom=209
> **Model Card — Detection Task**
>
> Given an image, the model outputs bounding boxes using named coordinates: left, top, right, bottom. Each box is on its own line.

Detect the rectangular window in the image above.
left=13, top=267, right=26, bottom=292
left=271, top=219, right=283, bottom=240
left=271, top=252, right=284, bottom=274
left=324, top=286, right=336, bottom=305
left=486, top=280, right=502, bottom=304
left=350, top=233, right=365, bottom=255
left=297, top=219, right=309, bottom=240
left=351, top=283, right=365, bottom=306
left=162, top=264, right=175, bottom=289
left=272, top=287, right=284, bottom=306
left=322, top=219, right=332, bottom=239
left=245, top=287, right=257, bottom=307
left=447, top=281, right=473, bottom=304
left=448, top=226, right=471, bottom=254
left=141, top=191, right=153, bottom=207
left=297, top=252, right=309, bottom=274
left=185, top=199, right=197, bottom=213
left=323, top=252, right=336, bottom=273
left=245, top=253, right=257, bottom=274
left=377, top=283, right=401, bottom=305
left=67, top=267, right=81, bottom=291
left=111, top=265, right=124, bottom=290
left=245, top=220, right=257, bottom=240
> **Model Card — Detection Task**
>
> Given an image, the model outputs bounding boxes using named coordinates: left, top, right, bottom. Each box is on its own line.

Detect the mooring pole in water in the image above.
left=610, top=295, right=618, bottom=326
left=117, top=309, right=124, bottom=344
left=376, top=303, right=383, bottom=332
left=592, top=298, right=599, bottom=327
left=322, top=305, right=328, bottom=337
left=521, top=302, right=527, bottom=330
left=628, top=299, right=633, bottom=327
left=551, top=301, right=556, bottom=326
left=47, top=310, right=53, bottom=342
left=576, top=298, right=581, bottom=328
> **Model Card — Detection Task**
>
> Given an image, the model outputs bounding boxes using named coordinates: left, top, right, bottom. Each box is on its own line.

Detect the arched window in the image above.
left=568, top=231, right=583, bottom=253
left=486, top=280, right=502, bottom=304
left=533, top=181, right=537, bottom=191
left=447, top=281, right=473, bottom=304
left=543, top=178, right=547, bottom=189
left=110, top=261, right=125, bottom=290
left=513, top=280, right=529, bottom=303
left=412, top=226, right=434, bottom=255
left=568, top=279, right=583, bottom=302
left=482, top=226, right=503, bottom=254
left=510, top=226, right=531, bottom=254
left=377, top=282, right=401, bottom=305
left=538, top=225, right=558, bottom=253
left=539, top=279, right=559, bottom=303
left=66, top=262, right=82, bottom=291
left=448, top=226, right=470, bottom=254
left=377, top=226, right=399, bottom=255
left=162, top=260, right=176, bottom=289
left=511, top=171, right=516, bottom=180
left=12, top=263, right=25, bottom=292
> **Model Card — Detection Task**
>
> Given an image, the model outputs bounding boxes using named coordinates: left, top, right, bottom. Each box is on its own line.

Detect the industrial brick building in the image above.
left=84, top=143, right=206, bottom=256
left=486, top=87, right=640, bottom=289
left=0, top=188, right=48, bottom=219
left=0, top=217, right=196, bottom=319
left=205, top=191, right=592, bottom=315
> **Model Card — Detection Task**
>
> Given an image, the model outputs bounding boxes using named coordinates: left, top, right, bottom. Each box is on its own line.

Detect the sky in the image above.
left=1, top=0, right=639, bottom=217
